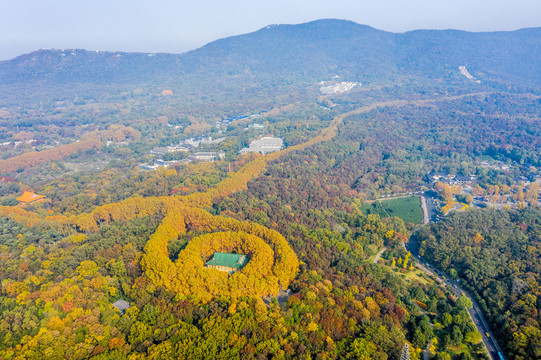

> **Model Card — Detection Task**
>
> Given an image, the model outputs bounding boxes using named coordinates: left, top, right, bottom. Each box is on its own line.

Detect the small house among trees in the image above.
left=112, top=299, right=131, bottom=314
left=205, top=252, right=249, bottom=274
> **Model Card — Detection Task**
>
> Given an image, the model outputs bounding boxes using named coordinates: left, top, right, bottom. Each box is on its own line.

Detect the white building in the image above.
left=150, top=145, right=190, bottom=155
left=182, top=136, right=227, bottom=147
left=188, top=151, right=226, bottom=162
left=240, top=136, right=283, bottom=155
left=320, top=81, right=360, bottom=95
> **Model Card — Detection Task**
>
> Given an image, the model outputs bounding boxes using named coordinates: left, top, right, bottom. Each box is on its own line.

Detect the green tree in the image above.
left=442, top=313, right=453, bottom=327
left=412, top=329, right=427, bottom=348
left=456, top=296, right=473, bottom=309
left=451, top=326, right=463, bottom=345
left=436, top=352, right=452, bottom=360
left=464, top=330, right=482, bottom=344
left=347, top=338, right=377, bottom=360
left=129, top=321, right=152, bottom=346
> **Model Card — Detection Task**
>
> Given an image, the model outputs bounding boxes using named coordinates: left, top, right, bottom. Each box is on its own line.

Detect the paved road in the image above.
left=420, top=196, right=429, bottom=225
left=406, top=240, right=505, bottom=360
left=436, top=269, right=504, bottom=359
left=422, top=191, right=439, bottom=222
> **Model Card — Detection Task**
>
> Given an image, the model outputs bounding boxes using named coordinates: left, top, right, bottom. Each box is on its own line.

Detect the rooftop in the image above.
left=240, top=136, right=283, bottom=154
left=205, top=252, right=249, bottom=269
left=113, top=299, right=130, bottom=312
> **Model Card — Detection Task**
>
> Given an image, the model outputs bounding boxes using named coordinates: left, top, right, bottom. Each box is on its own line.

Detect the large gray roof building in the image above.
left=240, top=136, right=283, bottom=155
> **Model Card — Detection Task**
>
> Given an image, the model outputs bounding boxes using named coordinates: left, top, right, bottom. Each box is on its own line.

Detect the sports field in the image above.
left=361, top=196, right=423, bottom=224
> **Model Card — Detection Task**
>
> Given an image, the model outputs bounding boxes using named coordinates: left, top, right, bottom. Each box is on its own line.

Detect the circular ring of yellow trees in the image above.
left=142, top=206, right=299, bottom=303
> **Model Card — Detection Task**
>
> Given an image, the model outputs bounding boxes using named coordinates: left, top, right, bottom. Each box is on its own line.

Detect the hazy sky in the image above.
left=1, top=0, right=540, bottom=60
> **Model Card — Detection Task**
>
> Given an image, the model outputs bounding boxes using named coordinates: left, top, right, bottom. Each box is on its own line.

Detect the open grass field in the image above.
left=402, top=268, right=430, bottom=285
left=361, top=196, right=423, bottom=224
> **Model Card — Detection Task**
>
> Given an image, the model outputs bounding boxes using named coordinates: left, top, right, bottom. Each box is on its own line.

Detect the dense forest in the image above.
left=0, top=96, right=501, bottom=359
left=418, top=208, right=541, bottom=359
left=0, top=88, right=538, bottom=359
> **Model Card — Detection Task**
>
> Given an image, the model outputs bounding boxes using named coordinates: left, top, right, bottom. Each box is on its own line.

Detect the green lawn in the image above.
left=361, top=196, right=423, bottom=224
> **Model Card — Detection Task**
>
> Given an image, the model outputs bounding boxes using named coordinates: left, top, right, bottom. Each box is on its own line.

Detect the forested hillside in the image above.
left=418, top=208, right=541, bottom=359
left=1, top=19, right=540, bottom=88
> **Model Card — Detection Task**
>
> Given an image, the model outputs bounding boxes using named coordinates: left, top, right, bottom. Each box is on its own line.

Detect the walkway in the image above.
left=373, top=246, right=387, bottom=264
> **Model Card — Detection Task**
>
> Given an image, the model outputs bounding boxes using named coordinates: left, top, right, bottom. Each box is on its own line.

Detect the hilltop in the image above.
left=0, top=19, right=540, bottom=89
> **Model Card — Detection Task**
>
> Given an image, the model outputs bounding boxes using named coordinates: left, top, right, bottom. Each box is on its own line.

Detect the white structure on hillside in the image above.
left=188, top=151, right=226, bottom=162
left=240, top=136, right=283, bottom=155
left=183, top=136, right=226, bottom=147
left=246, top=123, right=266, bottom=130
left=320, top=81, right=360, bottom=94
left=150, top=145, right=190, bottom=155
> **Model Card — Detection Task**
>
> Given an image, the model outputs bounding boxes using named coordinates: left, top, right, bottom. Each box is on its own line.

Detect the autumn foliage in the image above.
left=0, top=104, right=365, bottom=303
left=0, top=95, right=508, bottom=358
left=0, top=125, right=141, bottom=174
left=141, top=206, right=299, bottom=303
left=0, top=205, right=68, bottom=230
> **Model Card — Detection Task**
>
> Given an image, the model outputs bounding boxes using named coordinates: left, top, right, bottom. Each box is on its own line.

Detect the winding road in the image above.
left=406, top=240, right=505, bottom=360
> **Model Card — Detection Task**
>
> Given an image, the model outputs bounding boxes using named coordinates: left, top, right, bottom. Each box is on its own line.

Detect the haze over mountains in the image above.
left=1, top=19, right=540, bottom=89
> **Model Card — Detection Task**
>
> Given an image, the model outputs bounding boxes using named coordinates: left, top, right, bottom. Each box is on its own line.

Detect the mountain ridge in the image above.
left=1, top=19, right=540, bottom=88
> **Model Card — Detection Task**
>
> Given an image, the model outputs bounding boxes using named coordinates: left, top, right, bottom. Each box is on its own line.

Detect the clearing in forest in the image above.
left=362, top=196, right=423, bottom=224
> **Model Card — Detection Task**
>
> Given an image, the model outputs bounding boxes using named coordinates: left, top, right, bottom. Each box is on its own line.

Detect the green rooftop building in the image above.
left=205, top=252, right=249, bottom=274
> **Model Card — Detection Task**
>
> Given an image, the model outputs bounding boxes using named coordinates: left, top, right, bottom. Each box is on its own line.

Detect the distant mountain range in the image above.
left=1, top=19, right=540, bottom=88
